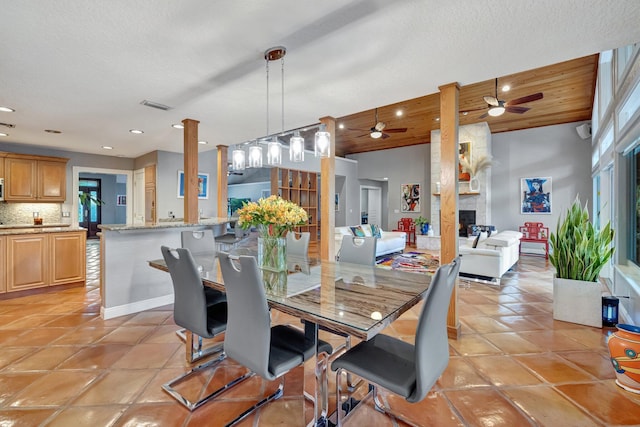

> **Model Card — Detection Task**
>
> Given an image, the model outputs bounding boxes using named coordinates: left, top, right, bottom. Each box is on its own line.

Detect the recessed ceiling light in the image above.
left=462, top=111, right=469, bottom=116
left=502, top=85, right=511, bottom=92
left=171, top=123, right=184, bottom=129
left=395, top=110, right=403, bottom=117
left=0, top=106, right=15, bottom=113
left=129, top=129, right=144, bottom=134
left=435, top=117, right=440, bottom=122
left=44, top=129, right=62, bottom=134
left=102, top=146, right=113, bottom=150
left=198, top=140, right=208, bottom=145
left=383, top=177, right=388, bottom=180
left=0, top=132, right=8, bottom=137
left=338, top=123, right=345, bottom=129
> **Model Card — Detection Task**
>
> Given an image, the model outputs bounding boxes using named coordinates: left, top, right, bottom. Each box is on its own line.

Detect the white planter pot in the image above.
left=553, top=277, right=603, bottom=328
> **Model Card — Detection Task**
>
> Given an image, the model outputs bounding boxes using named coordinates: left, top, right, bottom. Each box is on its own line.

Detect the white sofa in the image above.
left=335, top=225, right=406, bottom=258
left=459, top=230, right=523, bottom=282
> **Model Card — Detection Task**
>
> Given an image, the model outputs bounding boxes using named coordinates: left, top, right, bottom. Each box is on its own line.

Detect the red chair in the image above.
left=518, top=222, right=549, bottom=258
left=394, top=218, right=416, bottom=246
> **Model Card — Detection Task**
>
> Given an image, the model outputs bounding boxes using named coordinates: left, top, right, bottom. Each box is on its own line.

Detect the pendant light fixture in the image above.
left=265, top=46, right=286, bottom=166
left=248, top=141, right=263, bottom=168
left=232, top=145, right=246, bottom=170
left=289, top=130, right=305, bottom=162
left=315, top=123, right=331, bottom=157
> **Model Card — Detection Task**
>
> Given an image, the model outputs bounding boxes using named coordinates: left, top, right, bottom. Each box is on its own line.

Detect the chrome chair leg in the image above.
left=185, top=330, right=224, bottom=364
left=225, top=377, right=285, bottom=427
left=162, top=353, right=255, bottom=411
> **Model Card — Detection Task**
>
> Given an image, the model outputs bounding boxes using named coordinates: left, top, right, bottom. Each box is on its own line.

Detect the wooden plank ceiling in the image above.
left=333, top=54, right=598, bottom=157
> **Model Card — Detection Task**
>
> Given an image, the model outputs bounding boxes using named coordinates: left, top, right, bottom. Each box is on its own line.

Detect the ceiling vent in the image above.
left=140, top=100, right=172, bottom=111
left=0, top=122, right=16, bottom=128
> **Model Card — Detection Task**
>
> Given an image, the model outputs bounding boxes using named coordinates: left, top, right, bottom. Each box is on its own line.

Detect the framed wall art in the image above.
left=458, top=141, right=472, bottom=182
left=401, top=183, right=420, bottom=212
left=177, top=170, right=209, bottom=199
left=521, top=176, right=551, bottom=214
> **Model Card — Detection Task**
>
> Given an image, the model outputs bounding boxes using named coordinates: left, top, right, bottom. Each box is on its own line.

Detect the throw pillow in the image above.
left=370, top=224, right=382, bottom=238
left=350, top=226, right=366, bottom=237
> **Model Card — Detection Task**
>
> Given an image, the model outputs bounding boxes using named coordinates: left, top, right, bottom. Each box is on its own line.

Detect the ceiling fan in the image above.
left=477, top=79, right=543, bottom=118
left=349, top=108, right=407, bottom=139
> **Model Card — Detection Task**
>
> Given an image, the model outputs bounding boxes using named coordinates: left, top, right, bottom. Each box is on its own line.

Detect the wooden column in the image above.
left=439, top=83, right=461, bottom=340
left=319, top=116, right=336, bottom=262
left=217, top=145, right=228, bottom=218
left=183, top=118, right=200, bottom=224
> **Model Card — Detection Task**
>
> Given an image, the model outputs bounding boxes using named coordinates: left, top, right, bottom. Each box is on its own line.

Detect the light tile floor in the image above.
left=0, top=240, right=639, bottom=426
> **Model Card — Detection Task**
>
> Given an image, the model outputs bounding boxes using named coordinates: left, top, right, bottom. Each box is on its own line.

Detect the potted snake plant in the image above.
left=549, top=197, right=614, bottom=328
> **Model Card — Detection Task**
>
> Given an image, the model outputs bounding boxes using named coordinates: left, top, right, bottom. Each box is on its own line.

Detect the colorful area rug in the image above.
left=376, top=251, right=439, bottom=274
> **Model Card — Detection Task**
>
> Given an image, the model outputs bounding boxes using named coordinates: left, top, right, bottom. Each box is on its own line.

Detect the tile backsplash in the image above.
left=0, top=203, right=62, bottom=224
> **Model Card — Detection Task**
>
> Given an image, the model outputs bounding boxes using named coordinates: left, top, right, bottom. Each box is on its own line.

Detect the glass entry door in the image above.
left=79, top=179, right=102, bottom=239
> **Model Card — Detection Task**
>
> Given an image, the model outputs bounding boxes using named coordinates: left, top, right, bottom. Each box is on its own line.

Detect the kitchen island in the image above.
left=98, top=218, right=234, bottom=319
left=0, top=225, right=86, bottom=297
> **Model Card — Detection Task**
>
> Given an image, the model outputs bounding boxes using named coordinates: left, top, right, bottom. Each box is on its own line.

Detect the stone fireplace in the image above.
left=430, top=122, right=492, bottom=235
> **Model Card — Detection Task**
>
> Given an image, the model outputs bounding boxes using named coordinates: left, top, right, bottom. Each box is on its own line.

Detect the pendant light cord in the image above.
left=281, top=56, right=285, bottom=133
left=266, top=58, right=270, bottom=136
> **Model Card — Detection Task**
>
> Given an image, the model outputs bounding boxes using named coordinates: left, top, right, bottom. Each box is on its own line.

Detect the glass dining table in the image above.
left=148, top=249, right=434, bottom=426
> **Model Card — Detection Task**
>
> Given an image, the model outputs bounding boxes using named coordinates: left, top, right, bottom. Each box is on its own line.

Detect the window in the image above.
left=598, top=50, right=614, bottom=120
left=631, top=146, right=640, bottom=266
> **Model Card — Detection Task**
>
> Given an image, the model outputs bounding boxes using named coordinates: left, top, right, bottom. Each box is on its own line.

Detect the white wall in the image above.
left=491, top=122, right=593, bottom=233
left=348, top=144, right=430, bottom=231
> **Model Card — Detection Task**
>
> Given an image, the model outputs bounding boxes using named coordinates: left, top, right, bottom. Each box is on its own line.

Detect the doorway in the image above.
left=79, top=178, right=101, bottom=239
left=360, top=186, right=382, bottom=226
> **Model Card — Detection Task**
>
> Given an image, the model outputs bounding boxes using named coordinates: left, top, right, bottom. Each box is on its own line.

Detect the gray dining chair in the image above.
left=216, top=224, right=249, bottom=252
left=338, top=235, right=377, bottom=265
left=181, top=229, right=216, bottom=256
left=218, top=252, right=333, bottom=426
left=160, top=246, right=251, bottom=411
left=177, top=229, right=225, bottom=341
left=286, top=231, right=310, bottom=256
left=331, top=256, right=461, bottom=427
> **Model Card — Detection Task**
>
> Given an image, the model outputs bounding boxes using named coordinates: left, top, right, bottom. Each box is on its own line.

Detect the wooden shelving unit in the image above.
left=271, top=168, right=319, bottom=243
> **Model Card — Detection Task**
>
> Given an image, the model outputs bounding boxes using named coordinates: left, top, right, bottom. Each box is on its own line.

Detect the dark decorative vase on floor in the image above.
left=607, top=323, right=640, bottom=394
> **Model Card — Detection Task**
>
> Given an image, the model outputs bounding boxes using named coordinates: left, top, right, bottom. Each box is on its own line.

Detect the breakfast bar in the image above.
left=98, top=218, right=233, bottom=319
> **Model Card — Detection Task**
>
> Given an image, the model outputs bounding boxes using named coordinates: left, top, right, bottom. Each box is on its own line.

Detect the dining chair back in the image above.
left=286, top=231, right=310, bottom=257
left=181, top=229, right=216, bottom=256
left=339, top=235, right=377, bottom=265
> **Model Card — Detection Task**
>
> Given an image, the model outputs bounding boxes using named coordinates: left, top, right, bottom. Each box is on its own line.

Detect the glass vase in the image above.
left=258, top=235, right=287, bottom=272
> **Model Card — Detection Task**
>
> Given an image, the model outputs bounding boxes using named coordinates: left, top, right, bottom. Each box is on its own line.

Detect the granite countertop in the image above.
left=99, top=217, right=235, bottom=231
left=0, top=225, right=85, bottom=236
left=0, top=223, right=71, bottom=229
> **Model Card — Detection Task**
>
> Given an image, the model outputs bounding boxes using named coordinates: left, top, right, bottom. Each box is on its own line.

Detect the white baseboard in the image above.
left=101, top=294, right=174, bottom=320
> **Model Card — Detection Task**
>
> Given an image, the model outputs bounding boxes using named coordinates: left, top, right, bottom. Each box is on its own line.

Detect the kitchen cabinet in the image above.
left=0, top=237, right=5, bottom=293
left=3, top=153, right=68, bottom=202
left=50, top=231, right=86, bottom=286
left=3, top=230, right=86, bottom=295
left=6, top=234, right=48, bottom=292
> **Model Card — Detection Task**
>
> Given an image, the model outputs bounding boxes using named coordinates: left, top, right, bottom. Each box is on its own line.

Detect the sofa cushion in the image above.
left=472, top=231, right=489, bottom=248
left=484, top=232, right=521, bottom=247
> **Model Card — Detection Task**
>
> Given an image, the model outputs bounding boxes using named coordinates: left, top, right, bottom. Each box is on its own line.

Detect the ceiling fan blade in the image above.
left=356, top=133, right=370, bottom=138
left=478, top=112, right=489, bottom=119
left=508, top=92, right=543, bottom=106
left=381, top=133, right=391, bottom=139
left=505, top=106, right=530, bottom=114
left=346, top=128, right=369, bottom=132
left=384, top=128, right=407, bottom=133
left=483, top=96, right=499, bottom=106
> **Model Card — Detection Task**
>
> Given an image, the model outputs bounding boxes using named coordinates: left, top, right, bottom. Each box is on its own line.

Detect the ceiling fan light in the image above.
left=488, top=106, right=505, bottom=117
left=248, top=144, right=263, bottom=168
left=315, top=124, right=330, bottom=158
left=267, top=137, right=282, bottom=165
left=232, top=147, right=246, bottom=171
left=289, top=131, right=305, bottom=162
left=370, top=130, right=382, bottom=139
